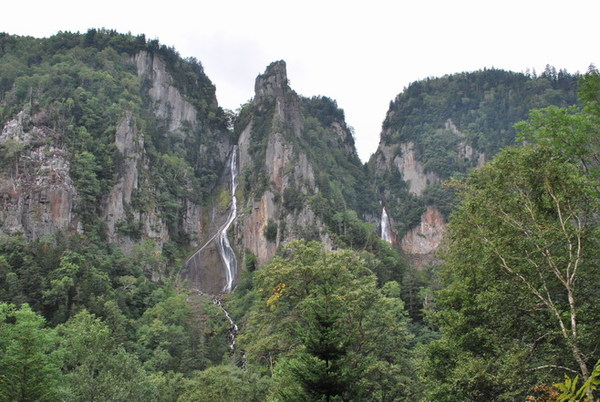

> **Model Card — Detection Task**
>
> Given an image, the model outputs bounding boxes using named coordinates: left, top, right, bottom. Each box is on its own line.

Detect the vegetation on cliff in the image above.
left=372, top=67, right=581, bottom=238
left=420, top=70, right=600, bottom=401
left=0, top=30, right=598, bottom=400
left=0, top=30, right=229, bottom=244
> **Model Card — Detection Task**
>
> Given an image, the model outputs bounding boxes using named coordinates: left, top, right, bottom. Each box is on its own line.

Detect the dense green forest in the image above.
left=373, top=67, right=581, bottom=237
left=420, top=71, right=600, bottom=401
left=0, top=31, right=599, bottom=401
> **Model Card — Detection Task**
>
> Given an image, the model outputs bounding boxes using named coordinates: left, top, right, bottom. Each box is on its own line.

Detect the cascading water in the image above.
left=213, top=298, right=238, bottom=350
left=184, top=147, right=244, bottom=366
left=183, top=146, right=238, bottom=294
left=217, top=146, right=238, bottom=293
left=213, top=297, right=246, bottom=369
left=381, top=207, right=393, bottom=243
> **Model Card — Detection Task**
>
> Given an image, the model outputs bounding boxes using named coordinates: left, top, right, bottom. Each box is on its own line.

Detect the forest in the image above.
left=0, top=30, right=599, bottom=401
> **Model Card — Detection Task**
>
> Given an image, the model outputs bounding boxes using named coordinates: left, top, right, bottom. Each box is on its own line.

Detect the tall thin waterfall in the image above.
left=381, top=207, right=393, bottom=243
left=217, top=146, right=238, bottom=293
left=183, top=146, right=239, bottom=294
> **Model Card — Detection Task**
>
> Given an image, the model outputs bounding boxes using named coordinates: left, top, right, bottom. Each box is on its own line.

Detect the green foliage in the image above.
left=282, top=185, right=304, bottom=213
left=263, top=220, right=278, bottom=242
left=57, top=310, right=157, bottom=401
left=0, top=139, right=25, bottom=176
left=0, top=31, right=227, bottom=240
left=383, top=68, right=578, bottom=156
left=0, top=229, right=243, bottom=399
left=0, top=303, right=64, bottom=401
left=299, top=98, right=379, bottom=221
left=554, top=360, right=600, bottom=401
left=422, top=72, right=600, bottom=399
left=517, top=67, right=600, bottom=176
left=423, top=145, right=600, bottom=398
left=179, top=365, right=271, bottom=402
left=240, top=240, right=414, bottom=400
left=302, top=96, right=347, bottom=128
left=136, top=293, right=227, bottom=373
left=421, top=181, right=457, bottom=217
left=70, top=151, right=103, bottom=220
left=239, top=99, right=275, bottom=199
left=361, top=238, right=407, bottom=286
left=244, top=250, right=258, bottom=272
left=376, top=168, right=425, bottom=236
left=375, top=68, right=580, bottom=237
left=237, top=85, right=381, bottom=255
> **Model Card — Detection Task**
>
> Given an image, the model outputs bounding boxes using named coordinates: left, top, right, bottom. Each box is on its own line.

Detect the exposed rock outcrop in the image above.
left=388, top=141, right=439, bottom=196
left=104, top=112, right=144, bottom=246
left=373, top=115, right=486, bottom=263
left=0, top=111, right=80, bottom=240
left=401, top=206, right=446, bottom=256
left=0, top=49, right=228, bottom=261
left=446, top=119, right=486, bottom=168
left=135, top=51, right=198, bottom=133
left=236, top=61, right=332, bottom=266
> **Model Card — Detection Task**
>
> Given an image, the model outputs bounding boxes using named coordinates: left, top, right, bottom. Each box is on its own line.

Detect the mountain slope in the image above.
left=370, top=68, right=580, bottom=263
left=234, top=60, right=380, bottom=265
left=0, top=31, right=583, bottom=288
left=0, top=30, right=232, bottom=262
left=0, top=33, right=391, bottom=295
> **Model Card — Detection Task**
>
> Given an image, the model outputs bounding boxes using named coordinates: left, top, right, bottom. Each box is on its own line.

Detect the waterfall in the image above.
left=183, top=146, right=238, bottom=294
left=217, top=146, right=238, bottom=293
left=213, top=297, right=247, bottom=369
left=381, top=207, right=392, bottom=243
left=213, top=298, right=238, bottom=350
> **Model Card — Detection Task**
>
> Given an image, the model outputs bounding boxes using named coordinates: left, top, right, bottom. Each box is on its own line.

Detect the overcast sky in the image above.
left=3, top=0, right=598, bottom=161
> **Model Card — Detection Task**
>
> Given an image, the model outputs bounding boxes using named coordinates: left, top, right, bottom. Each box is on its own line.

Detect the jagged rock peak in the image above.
left=255, top=60, right=289, bottom=100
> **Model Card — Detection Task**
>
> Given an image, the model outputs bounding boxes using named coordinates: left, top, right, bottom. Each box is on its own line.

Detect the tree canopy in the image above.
left=421, top=71, right=600, bottom=401
left=240, top=240, right=413, bottom=401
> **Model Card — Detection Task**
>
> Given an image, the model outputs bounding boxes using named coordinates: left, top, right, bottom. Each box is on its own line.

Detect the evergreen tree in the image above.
left=241, top=240, right=413, bottom=400
left=0, top=303, right=64, bottom=401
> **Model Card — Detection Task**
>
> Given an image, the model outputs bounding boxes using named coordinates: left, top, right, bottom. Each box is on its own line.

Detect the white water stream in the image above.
left=218, top=146, right=238, bottom=293
left=183, top=146, right=239, bottom=293
left=381, top=207, right=393, bottom=243
left=213, top=297, right=246, bottom=368
left=184, top=147, right=242, bottom=365
left=213, top=297, right=238, bottom=350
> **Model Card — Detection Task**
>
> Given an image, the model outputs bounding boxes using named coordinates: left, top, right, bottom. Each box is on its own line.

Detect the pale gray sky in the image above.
left=3, top=0, right=598, bottom=161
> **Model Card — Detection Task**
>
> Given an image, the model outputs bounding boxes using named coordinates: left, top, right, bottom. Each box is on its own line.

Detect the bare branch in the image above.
left=528, top=365, right=579, bottom=375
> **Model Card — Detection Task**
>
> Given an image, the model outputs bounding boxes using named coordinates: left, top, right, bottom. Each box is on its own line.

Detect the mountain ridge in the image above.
left=0, top=30, right=582, bottom=286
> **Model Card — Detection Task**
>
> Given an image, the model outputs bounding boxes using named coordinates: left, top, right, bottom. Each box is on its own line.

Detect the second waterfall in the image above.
left=218, top=146, right=238, bottom=293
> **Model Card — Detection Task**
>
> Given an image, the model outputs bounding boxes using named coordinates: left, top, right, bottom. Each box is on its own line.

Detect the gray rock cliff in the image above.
left=0, top=110, right=81, bottom=240
left=236, top=61, right=332, bottom=266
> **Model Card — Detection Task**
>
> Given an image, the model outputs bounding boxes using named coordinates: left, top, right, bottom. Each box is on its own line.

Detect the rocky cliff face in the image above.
left=375, top=140, right=439, bottom=196
left=0, top=49, right=229, bottom=255
left=0, top=111, right=81, bottom=240
left=371, top=69, right=578, bottom=264
left=0, top=46, right=371, bottom=295
left=135, top=51, right=200, bottom=133
left=107, top=51, right=227, bottom=251
left=372, top=117, right=484, bottom=264
left=400, top=206, right=445, bottom=266
left=2, top=33, right=583, bottom=298
left=235, top=61, right=332, bottom=266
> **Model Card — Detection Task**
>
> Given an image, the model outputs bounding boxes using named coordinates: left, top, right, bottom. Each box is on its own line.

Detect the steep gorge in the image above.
left=370, top=69, right=579, bottom=265
left=0, top=32, right=582, bottom=292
